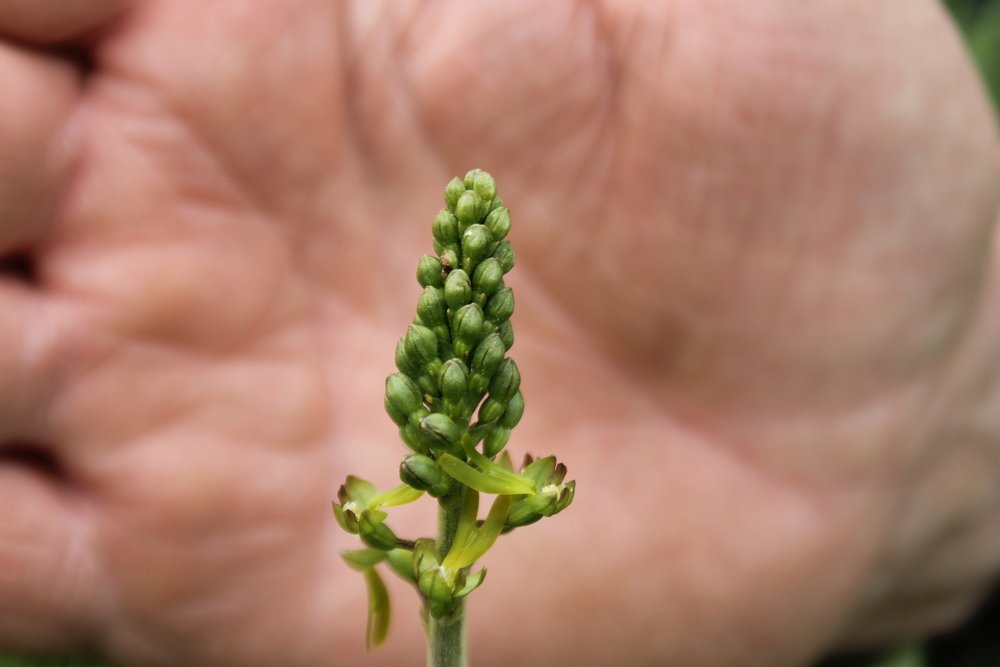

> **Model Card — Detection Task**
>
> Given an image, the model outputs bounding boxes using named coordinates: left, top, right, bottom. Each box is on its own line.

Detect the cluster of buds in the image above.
left=333, top=171, right=575, bottom=649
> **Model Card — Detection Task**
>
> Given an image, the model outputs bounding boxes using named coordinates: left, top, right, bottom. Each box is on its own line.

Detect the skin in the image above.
left=0, top=0, right=997, bottom=665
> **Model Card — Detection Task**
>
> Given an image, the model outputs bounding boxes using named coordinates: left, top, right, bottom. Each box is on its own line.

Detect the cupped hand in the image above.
left=1, top=1, right=998, bottom=666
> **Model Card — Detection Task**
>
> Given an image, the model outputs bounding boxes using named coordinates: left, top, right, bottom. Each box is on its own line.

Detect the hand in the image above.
left=0, top=1, right=997, bottom=666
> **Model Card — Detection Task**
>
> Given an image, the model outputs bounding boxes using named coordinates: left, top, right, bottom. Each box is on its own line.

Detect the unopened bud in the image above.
left=444, top=178, right=466, bottom=211
left=461, top=224, right=493, bottom=273
left=399, top=423, right=425, bottom=454
left=471, top=334, right=505, bottom=379
left=395, top=337, right=420, bottom=377
left=433, top=209, right=460, bottom=247
left=400, top=454, right=453, bottom=498
left=439, top=358, right=469, bottom=401
left=417, top=287, right=447, bottom=328
left=482, top=425, right=511, bottom=458
left=418, top=413, right=463, bottom=456
left=455, top=191, right=484, bottom=229
left=492, top=240, right=515, bottom=274
left=416, top=374, right=439, bottom=399
left=484, top=207, right=510, bottom=241
left=404, top=324, right=438, bottom=364
left=384, top=373, right=423, bottom=426
left=497, top=320, right=514, bottom=350
left=472, top=171, right=497, bottom=202
left=488, top=358, right=520, bottom=404
left=453, top=303, right=484, bottom=357
left=485, top=287, right=514, bottom=324
left=417, top=254, right=444, bottom=288
left=472, top=258, right=503, bottom=297
left=464, top=168, right=484, bottom=189
left=499, top=390, right=524, bottom=429
left=440, top=249, right=459, bottom=273
left=478, top=396, right=505, bottom=424
left=444, top=269, right=472, bottom=311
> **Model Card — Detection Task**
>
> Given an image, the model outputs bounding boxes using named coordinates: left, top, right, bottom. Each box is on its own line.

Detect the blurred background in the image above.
left=0, top=1, right=999, bottom=666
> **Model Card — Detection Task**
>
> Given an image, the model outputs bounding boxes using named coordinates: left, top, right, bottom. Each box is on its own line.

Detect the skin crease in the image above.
left=0, top=0, right=997, bottom=665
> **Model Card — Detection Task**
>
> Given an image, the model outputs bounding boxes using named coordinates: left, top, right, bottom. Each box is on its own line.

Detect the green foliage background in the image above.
left=1, top=1, right=998, bottom=666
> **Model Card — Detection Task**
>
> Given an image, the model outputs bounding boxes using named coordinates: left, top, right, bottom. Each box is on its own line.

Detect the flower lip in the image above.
left=344, top=501, right=362, bottom=519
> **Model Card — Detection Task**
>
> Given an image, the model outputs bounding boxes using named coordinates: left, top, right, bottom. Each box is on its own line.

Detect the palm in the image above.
left=2, top=1, right=998, bottom=666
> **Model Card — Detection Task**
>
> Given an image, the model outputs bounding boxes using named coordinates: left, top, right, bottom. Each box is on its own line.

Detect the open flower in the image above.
left=498, top=453, right=576, bottom=532
left=333, top=475, right=423, bottom=551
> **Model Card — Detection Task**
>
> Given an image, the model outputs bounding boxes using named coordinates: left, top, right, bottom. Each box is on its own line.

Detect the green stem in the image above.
left=428, top=487, right=468, bottom=667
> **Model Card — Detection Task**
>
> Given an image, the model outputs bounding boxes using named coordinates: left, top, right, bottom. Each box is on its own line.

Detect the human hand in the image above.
left=0, top=1, right=998, bottom=666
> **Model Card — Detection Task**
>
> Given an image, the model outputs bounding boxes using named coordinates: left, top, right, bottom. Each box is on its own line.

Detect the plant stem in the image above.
left=428, top=488, right=468, bottom=667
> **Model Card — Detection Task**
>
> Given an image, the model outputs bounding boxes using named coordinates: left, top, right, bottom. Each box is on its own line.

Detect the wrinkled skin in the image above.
left=0, top=1, right=998, bottom=666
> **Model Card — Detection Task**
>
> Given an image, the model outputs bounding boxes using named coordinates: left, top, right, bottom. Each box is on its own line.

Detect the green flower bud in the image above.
left=453, top=303, right=484, bottom=357
left=482, top=425, right=511, bottom=458
left=472, top=258, right=503, bottom=298
left=404, top=324, right=438, bottom=365
left=417, top=287, right=447, bottom=328
left=440, top=249, right=459, bottom=274
left=384, top=373, right=423, bottom=426
left=490, top=195, right=504, bottom=212
left=416, top=374, right=439, bottom=400
left=484, top=207, right=510, bottom=241
left=439, top=358, right=469, bottom=401
left=461, top=224, right=493, bottom=273
left=496, top=319, right=514, bottom=350
left=492, top=240, right=515, bottom=274
left=471, top=334, right=505, bottom=379
left=444, top=178, right=466, bottom=212
left=400, top=454, right=453, bottom=498
left=433, top=209, right=460, bottom=248
left=409, top=405, right=431, bottom=429
left=499, top=390, right=524, bottom=429
left=360, top=510, right=399, bottom=551
left=472, top=171, right=497, bottom=202
left=455, top=190, right=484, bottom=230
left=488, top=358, right=520, bottom=404
left=399, top=423, right=426, bottom=454
left=464, top=168, right=484, bottom=189
left=418, top=413, right=463, bottom=456
left=394, top=337, right=420, bottom=377
left=478, top=396, right=505, bottom=424
left=417, top=254, right=444, bottom=288
left=444, top=269, right=472, bottom=312
left=485, top=287, right=514, bottom=324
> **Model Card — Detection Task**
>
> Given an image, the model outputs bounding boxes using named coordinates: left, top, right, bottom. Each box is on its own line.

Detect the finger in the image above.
left=0, top=464, right=100, bottom=653
left=0, top=283, right=101, bottom=653
left=0, top=0, right=122, bottom=44
left=0, top=42, right=81, bottom=255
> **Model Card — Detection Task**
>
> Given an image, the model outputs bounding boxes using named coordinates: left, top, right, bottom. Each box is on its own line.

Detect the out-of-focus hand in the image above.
left=0, top=1, right=998, bottom=666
